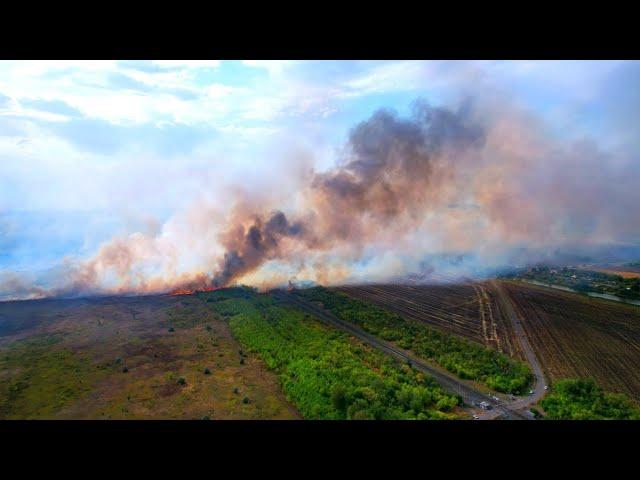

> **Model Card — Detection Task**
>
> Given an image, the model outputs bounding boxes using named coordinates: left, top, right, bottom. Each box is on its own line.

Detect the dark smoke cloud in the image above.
left=206, top=98, right=640, bottom=289
left=212, top=210, right=307, bottom=287
left=309, top=101, right=484, bottom=240
left=209, top=101, right=487, bottom=287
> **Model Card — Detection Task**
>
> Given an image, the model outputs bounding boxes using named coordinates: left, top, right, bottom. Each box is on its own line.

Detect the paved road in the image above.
left=273, top=290, right=528, bottom=420
left=489, top=280, right=548, bottom=412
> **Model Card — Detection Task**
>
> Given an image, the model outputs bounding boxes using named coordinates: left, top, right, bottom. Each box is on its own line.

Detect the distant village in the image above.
left=502, top=264, right=640, bottom=301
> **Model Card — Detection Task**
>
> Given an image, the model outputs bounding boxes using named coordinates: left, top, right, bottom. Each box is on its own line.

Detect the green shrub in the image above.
left=297, top=287, right=533, bottom=395
left=203, top=289, right=461, bottom=420
left=331, top=386, right=348, bottom=412
left=541, top=379, right=640, bottom=419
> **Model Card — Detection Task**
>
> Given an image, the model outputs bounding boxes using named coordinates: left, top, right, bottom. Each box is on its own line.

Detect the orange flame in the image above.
left=170, top=286, right=218, bottom=296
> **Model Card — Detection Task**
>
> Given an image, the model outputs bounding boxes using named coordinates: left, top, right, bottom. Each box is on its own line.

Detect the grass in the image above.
left=296, top=287, right=533, bottom=395
left=201, top=287, right=464, bottom=420
left=0, top=294, right=298, bottom=419
left=0, top=335, right=106, bottom=419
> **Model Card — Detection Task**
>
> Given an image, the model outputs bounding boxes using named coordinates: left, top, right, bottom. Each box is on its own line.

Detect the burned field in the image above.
left=502, top=281, right=640, bottom=402
left=0, top=294, right=298, bottom=419
left=338, top=284, right=524, bottom=360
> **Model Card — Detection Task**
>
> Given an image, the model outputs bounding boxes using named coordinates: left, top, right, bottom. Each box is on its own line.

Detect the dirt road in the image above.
left=489, top=280, right=547, bottom=412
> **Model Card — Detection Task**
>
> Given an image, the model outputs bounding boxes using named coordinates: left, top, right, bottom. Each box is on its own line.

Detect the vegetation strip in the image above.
left=340, top=284, right=525, bottom=359
left=296, top=287, right=533, bottom=395
left=200, top=287, right=463, bottom=420
left=277, top=290, right=527, bottom=420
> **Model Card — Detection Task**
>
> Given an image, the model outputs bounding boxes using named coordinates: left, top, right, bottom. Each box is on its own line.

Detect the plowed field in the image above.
left=338, top=284, right=524, bottom=360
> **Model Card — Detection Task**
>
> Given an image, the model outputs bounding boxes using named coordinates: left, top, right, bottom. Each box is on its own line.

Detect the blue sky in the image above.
left=0, top=60, right=638, bottom=293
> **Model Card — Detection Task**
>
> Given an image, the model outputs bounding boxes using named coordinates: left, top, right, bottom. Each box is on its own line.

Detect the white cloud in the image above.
left=7, top=60, right=118, bottom=77
left=242, top=60, right=294, bottom=76
left=342, top=61, right=431, bottom=97
left=151, top=60, right=220, bottom=69
left=206, top=83, right=246, bottom=99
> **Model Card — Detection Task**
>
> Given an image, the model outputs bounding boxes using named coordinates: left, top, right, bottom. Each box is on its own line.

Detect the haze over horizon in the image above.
left=1, top=60, right=639, bottom=300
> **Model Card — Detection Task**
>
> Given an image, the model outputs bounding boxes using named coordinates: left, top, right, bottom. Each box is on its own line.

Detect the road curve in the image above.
left=272, top=290, right=529, bottom=420
left=489, top=280, right=547, bottom=412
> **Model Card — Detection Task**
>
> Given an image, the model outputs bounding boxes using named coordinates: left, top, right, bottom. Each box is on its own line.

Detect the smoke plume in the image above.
left=2, top=97, right=639, bottom=300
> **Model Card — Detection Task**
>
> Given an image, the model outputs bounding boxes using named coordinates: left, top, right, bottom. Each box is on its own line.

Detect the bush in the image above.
left=177, top=377, right=186, bottom=386
left=168, top=327, right=175, bottom=333
left=297, top=287, right=533, bottom=395
left=204, top=368, right=211, bottom=375
left=203, top=290, right=461, bottom=420
left=541, top=379, right=640, bottom=419
left=530, top=407, right=543, bottom=419
left=242, top=396, right=250, bottom=404
left=331, top=386, right=348, bottom=412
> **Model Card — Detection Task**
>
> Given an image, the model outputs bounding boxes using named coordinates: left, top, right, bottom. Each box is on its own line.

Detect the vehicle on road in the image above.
left=529, top=390, right=534, bottom=395
left=544, top=385, right=549, bottom=390
left=472, top=414, right=479, bottom=420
